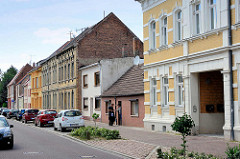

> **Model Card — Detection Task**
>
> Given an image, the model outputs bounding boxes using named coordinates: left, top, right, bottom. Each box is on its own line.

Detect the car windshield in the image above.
left=64, top=111, right=81, bottom=117
left=0, top=118, right=9, bottom=127
left=27, top=110, right=38, bottom=113
left=46, top=110, right=57, bottom=114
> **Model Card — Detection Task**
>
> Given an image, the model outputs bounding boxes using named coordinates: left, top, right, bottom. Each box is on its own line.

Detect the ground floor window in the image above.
left=105, top=100, right=111, bottom=113
left=95, top=98, right=101, bottom=110
left=83, top=97, right=88, bottom=110
left=130, top=100, right=139, bottom=116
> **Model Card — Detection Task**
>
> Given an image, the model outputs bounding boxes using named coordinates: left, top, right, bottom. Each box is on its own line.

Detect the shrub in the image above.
left=71, top=126, right=120, bottom=140
left=225, top=144, right=240, bottom=159
left=171, top=113, right=195, bottom=157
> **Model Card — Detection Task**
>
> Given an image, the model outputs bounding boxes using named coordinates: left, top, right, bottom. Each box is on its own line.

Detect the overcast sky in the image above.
left=0, top=0, right=143, bottom=73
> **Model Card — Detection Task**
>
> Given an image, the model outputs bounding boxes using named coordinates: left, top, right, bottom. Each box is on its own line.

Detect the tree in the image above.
left=0, top=66, right=18, bottom=107
left=171, top=113, right=195, bottom=157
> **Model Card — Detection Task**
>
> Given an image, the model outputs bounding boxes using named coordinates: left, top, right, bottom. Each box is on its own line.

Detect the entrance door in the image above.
left=199, top=71, right=224, bottom=134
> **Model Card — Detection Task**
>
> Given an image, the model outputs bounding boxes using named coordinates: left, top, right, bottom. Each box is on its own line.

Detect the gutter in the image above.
left=228, top=0, right=234, bottom=141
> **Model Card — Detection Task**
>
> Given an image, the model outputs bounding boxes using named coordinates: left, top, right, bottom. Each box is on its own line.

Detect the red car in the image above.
left=22, top=109, right=39, bottom=124
left=34, top=110, right=57, bottom=127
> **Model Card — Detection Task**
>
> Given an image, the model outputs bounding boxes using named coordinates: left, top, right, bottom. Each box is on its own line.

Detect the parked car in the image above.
left=16, top=109, right=25, bottom=121
left=53, top=110, right=84, bottom=132
left=1, top=109, right=10, bottom=117
left=34, top=109, right=57, bottom=127
left=0, top=115, right=14, bottom=149
left=6, top=109, right=19, bottom=119
left=22, top=109, right=39, bottom=124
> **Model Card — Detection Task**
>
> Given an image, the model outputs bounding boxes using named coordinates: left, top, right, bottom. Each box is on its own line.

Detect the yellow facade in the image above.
left=29, top=67, right=42, bottom=110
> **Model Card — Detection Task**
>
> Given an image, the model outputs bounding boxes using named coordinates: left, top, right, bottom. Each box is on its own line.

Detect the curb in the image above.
left=145, top=146, right=159, bottom=159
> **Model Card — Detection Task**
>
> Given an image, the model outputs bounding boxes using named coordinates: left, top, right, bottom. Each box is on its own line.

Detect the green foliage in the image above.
left=225, top=144, right=240, bottom=159
left=171, top=113, right=195, bottom=157
left=2, top=103, right=6, bottom=108
left=71, top=126, right=120, bottom=140
left=92, top=113, right=100, bottom=128
left=157, top=147, right=219, bottom=159
left=0, top=66, right=17, bottom=106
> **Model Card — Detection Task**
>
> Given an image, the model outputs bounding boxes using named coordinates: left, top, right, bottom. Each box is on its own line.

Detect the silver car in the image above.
left=53, top=110, right=84, bottom=132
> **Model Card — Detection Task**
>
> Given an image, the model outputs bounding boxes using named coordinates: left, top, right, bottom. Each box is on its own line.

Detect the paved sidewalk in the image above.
left=85, top=120, right=239, bottom=158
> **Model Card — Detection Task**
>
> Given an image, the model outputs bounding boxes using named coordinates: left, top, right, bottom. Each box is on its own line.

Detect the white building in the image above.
left=80, top=56, right=143, bottom=119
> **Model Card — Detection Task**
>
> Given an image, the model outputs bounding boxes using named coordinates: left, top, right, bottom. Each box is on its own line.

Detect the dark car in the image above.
left=35, top=110, right=57, bottom=127
left=0, top=115, right=14, bottom=149
left=7, top=109, right=19, bottom=119
left=16, top=109, right=25, bottom=121
left=22, top=109, right=39, bottom=123
left=1, top=109, right=10, bottom=117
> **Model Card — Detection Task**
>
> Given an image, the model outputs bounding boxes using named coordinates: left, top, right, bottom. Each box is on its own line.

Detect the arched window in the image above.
left=149, top=21, right=156, bottom=49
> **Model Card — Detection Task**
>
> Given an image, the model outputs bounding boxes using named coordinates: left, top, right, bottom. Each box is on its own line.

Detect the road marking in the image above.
left=79, top=156, right=96, bottom=158
left=23, top=152, right=43, bottom=155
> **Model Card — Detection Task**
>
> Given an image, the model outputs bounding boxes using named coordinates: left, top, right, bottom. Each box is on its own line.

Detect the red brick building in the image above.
left=7, top=64, right=33, bottom=109
left=101, top=64, right=144, bottom=127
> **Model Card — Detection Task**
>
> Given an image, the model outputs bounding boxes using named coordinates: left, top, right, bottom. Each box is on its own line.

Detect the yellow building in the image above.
left=29, top=65, right=42, bottom=110
left=137, top=0, right=240, bottom=140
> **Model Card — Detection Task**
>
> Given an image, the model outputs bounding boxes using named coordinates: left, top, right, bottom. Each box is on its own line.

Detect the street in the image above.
left=0, top=119, right=127, bottom=159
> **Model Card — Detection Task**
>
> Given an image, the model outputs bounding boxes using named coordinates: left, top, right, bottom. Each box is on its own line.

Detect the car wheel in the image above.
left=22, top=119, right=24, bottom=123
left=8, top=138, right=14, bottom=149
left=38, top=120, right=43, bottom=127
left=24, top=119, right=27, bottom=124
left=53, top=124, right=57, bottom=131
left=60, top=124, right=65, bottom=132
left=34, top=120, right=37, bottom=126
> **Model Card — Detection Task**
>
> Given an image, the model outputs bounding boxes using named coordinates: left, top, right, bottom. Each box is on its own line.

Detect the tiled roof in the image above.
left=101, top=64, right=144, bottom=97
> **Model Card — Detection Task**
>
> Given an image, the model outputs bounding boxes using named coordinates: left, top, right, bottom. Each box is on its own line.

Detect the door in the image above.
left=90, top=98, right=93, bottom=118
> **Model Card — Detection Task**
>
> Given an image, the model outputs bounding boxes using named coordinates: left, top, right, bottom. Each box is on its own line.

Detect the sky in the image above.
left=0, top=0, right=143, bottom=73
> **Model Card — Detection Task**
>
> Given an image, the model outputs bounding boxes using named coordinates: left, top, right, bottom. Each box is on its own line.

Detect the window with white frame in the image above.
left=149, top=21, right=156, bottom=49
left=237, top=0, right=240, bottom=23
left=176, top=75, right=183, bottom=106
left=209, top=0, right=217, bottom=30
left=192, top=2, right=201, bottom=34
left=175, top=10, right=182, bottom=41
left=161, top=17, right=168, bottom=45
left=150, top=78, right=157, bottom=106
left=131, top=100, right=139, bottom=116
left=163, top=77, right=169, bottom=106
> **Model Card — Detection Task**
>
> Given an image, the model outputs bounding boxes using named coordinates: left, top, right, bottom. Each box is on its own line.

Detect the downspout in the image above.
left=114, top=96, right=117, bottom=125
left=228, top=0, right=234, bottom=141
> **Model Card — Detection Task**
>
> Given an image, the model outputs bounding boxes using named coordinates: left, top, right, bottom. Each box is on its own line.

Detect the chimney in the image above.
left=33, top=62, right=35, bottom=68
left=133, top=37, right=139, bottom=57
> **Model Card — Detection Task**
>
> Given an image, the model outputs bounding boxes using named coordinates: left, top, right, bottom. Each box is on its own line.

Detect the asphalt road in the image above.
left=0, top=119, right=127, bottom=159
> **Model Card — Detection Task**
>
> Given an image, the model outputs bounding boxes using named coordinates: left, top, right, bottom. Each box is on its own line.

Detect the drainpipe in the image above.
left=228, top=0, right=234, bottom=141
left=114, top=96, right=117, bottom=125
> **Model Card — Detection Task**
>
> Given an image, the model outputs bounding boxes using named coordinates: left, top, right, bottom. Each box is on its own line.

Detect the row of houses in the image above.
left=6, top=0, right=240, bottom=141
left=6, top=12, right=145, bottom=128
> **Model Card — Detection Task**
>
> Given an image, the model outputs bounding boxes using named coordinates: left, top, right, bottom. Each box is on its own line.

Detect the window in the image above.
left=193, top=2, right=201, bottom=34
left=162, top=17, right=168, bottom=45
left=32, top=78, right=35, bottom=88
left=68, top=92, right=70, bottom=109
left=176, top=75, right=183, bottom=106
left=150, top=78, right=157, bottom=106
left=209, top=0, right=216, bottom=30
left=149, top=21, right=156, bottom=49
left=83, top=75, right=88, bottom=88
left=68, top=64, right=70, bottom=79
left=95, top=98, right=101, bottom=110
left=131, top=100, right=139, bottom=116
left=83, top=97, right=88, bottom=110
left=71, top=91, right=74, bottom=109
left=71, top=62, right=74, bottom=78
left=94, top=72, right=100, bottom=86
left=105, top=100, right=111, bottom=113
left=163, top=77, right=169, bottom=106
left=238, top=0, right=240, bottom=23
left=175, top=10, right=182, bottom=41
left=36, top=77, right=38, bottom=88
left=64, top=65, right=66, bottom=80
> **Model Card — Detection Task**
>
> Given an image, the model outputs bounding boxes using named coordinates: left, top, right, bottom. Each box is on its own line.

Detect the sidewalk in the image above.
left=84, top=120, right=239, bottom=158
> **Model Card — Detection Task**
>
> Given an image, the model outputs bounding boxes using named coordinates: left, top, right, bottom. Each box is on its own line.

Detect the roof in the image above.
left=101, top=64, right=144, bottom=97
left=7, top=64, right=32, bottom=87
left=16, top=74, right=29, bottom=85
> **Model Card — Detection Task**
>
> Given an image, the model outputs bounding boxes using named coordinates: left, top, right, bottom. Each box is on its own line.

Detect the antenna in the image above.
left=67, top=30, right=73, bottom=40
left=29, top=54, right=35, bottom=65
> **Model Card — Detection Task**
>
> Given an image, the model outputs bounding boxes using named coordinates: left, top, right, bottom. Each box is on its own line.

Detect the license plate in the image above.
left=31, top=118, right=35, bottom=120
left=70, top=124, right=78, bottom=127
left=48, top=121, right=53, bottom=123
